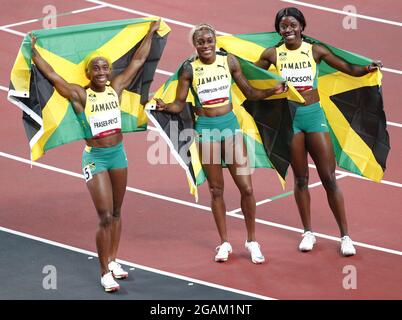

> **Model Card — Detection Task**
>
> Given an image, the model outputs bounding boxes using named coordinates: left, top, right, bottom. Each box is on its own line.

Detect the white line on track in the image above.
left=0, top=27, right=26, bottom=37
left=0, top=151, right=211, bottom=212
left=307, top=164, right=402, bottom=188
left=0, top=226, right=274, bottom=300
left=82, top=0, right=402, bottom=75
left=85, top=0, right=231, bottom=35
left=382, top=67, right=402, bottom=75
left=280, top=0, right=402, bottom=27
left=387, top=121, right=402, bottom=128
left=229, top=173, right=349, bottom=214
left=1, top=5, right=402, bottom=76
left=5, top=82, right=399, bottom=134
left=0, top=5, right=107, bottom=29
left=1, top=150, right=401, bottom=257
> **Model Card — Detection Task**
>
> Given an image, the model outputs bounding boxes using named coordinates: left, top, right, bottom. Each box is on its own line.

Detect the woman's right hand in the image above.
left=29, top=32, right=37, bottom=49
left=273, top=81, right=288, bottom=95
left=154, top=98, right=167, bottom=111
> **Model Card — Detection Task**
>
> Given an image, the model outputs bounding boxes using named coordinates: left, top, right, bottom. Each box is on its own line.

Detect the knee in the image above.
left=209, top=185, right=224, bottom=199
left=240, top=185, right=254, bottom=197
left=98, top=211, right=113, bottom=228
left=295, top=176, right=309, bottom=189
left=321, top=174, right=338, bottom=192
left=112, top=208, right=121, bottom=219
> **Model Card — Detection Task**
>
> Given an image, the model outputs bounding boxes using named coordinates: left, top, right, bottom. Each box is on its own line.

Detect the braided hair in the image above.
left=189, top=23, right=216, bottom=45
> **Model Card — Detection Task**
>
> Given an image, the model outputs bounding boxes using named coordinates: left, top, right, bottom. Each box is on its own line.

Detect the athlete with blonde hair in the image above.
left=155, top=23, right=287, bottom=264
left=30, top=20, right=160, bottom=292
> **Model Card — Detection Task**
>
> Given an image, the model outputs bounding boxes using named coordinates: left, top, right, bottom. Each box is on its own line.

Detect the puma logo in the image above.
left=301, top=50, right=310, bottom=58
left=217, top=64, right=226, bottom=70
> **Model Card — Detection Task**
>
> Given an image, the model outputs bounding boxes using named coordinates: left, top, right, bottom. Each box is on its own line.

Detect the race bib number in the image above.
left=83, top=165, right=93, bottom=182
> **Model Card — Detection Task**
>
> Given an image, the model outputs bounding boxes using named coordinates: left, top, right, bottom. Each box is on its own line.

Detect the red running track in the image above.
left=0, top=0, right=401, bottom=299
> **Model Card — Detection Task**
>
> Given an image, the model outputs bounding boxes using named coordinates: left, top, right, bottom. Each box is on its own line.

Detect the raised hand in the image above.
left=149, top=18, right=161, bottom=34
left=29, top=32, right=37, bottom=49
left=367, top=60, right=383, bottom=72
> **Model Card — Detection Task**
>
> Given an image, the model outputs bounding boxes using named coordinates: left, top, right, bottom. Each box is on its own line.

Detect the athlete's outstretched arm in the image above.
left=30, top=34, right=85, bottom=110
left=112, top=19, right=161, bottom=97
left=313, top=44, right=382, bottom=77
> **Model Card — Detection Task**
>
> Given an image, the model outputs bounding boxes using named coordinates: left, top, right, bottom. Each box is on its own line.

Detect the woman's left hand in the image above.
left=367, top=60, right=383, bottom=72
left=149, top=18, right=161, bottom=33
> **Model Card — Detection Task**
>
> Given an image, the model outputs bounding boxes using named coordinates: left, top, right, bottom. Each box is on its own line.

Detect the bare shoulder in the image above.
left=179, top=60, right=193, bottom=80
left=312, top=43, right=330, bottom=57
left=261, top=47, right=276, bottom=61
left=227, top=53, right=240, bottom=70
left=256, top=46, right=276, bottom=68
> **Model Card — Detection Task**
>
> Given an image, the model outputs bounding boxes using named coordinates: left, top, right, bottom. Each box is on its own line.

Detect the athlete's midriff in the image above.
left=195, top=103, right=232, bottom=117
left=300, top=88, right=320, bottom=106
left=86, top=132, right=123, bottom=148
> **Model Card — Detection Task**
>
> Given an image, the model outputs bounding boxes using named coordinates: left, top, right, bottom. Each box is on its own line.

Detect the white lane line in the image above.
left=0, top=27, right=26, bottom=37
left=85, top=0, right=231, bottom=35
left=0, top=5, right=106, bottom=29
left=387, top=121, right=402, bottom=128
left=227, top=215, right=402, bottom=257
left=280, top=0, right=402, bottom=27
left=83, top=0, right=402, bottom=75
left=4, top=85, right=402, bottom=130
left=71, top=4, right=107, bottom=14
left=382, top=67, right=402, bottom=75
left=1, top=150, right=401, bottom=257
left=228, top=173, right=349, bottom=214
left=0, top=28, right=175, bottom=79
left=156, top=68, right=173, bottom=76
left=0, top=151, right=211, bottom=212
left=1, top=19, right=402, bottom=76
left=0, top=226, right=273, bottom=300
left=307, top=164, right=402, bottom=188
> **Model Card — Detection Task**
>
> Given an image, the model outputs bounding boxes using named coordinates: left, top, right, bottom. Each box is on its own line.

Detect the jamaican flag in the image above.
left=146, top=55, right=304, bottom=200
left=8, top=17, right=170, bottom=161
left=217, top=32, right=390, bottom=183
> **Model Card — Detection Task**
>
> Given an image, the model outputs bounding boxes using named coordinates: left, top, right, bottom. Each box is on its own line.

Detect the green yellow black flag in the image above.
left=146, top=54, right=304, bottom=200
left=8, top=17, right=170, bottom=161
left=217, top=32, right=390, bottom=183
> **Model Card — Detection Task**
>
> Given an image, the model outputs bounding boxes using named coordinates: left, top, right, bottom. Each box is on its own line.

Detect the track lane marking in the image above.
left=1, top=150, right=401, bottom=257
left=0, top=226, right=274, bottom=300
left=280, top=0, right=402, bottom=27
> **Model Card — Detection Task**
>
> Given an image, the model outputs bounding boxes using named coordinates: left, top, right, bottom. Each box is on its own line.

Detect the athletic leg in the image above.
left=290, top=132, right=312, bottom=232
left=86, top=171, right=114, bottom=276
left=306, top=132, right=348, bottom=236
left=199, top=140, right=228, bottom=243
left=223, top=133, right=256, bottom=242
left=108, top=168, right=127, bottom=260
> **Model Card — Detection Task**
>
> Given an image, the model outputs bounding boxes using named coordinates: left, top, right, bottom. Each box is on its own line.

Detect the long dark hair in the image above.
left=274, top=7, right=306, bottom=33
